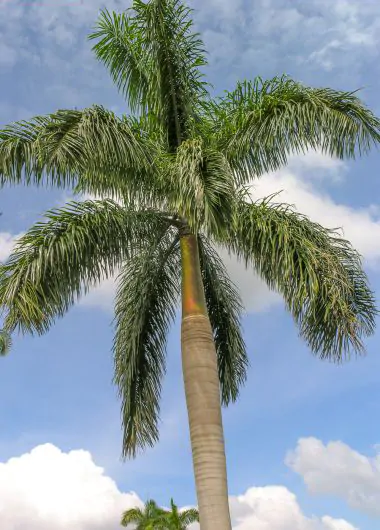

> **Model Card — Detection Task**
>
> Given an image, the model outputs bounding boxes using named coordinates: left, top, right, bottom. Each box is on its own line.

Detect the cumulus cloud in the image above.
left=286, top=437, right=380, bottom=518
left=0, top=443, right=357, bottom=530
left=229, top=486, right=357, bottom=530
left=250, top=153, right=380, bottom=269
left=0, top=443, right=142, bottom=530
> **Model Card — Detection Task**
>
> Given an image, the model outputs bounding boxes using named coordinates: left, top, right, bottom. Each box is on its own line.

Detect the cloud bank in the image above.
left=0, top=440, right=359, bottom=530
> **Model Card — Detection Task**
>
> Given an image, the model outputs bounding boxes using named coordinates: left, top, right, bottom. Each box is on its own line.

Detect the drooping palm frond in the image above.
left=0, top=329, right=11, bottom=356
left=114, top=228, right=181, bottom=457
left=178, top=506, right=199, bottom=528
left=91, top=0, right=209, bottom=150
left=0, top=200, right=168, bottom=335
left=121, top=506, right=145, bottom=527
left=226, top=198, right=377, bottom=360
left=211, top=76, right=380, bottom=184
left=198, top=235, right=248, bottom=405
left=0, top=106, right=158, bottom=200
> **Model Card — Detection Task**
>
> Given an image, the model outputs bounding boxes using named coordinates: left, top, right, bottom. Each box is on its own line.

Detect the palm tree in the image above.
left=157, top=499, right=199, bottom=529
left=121, top=499, right=165, bottom=529
left=121, top=498, right=198, bottom=530
left=0, top=1, right=379, bottom=528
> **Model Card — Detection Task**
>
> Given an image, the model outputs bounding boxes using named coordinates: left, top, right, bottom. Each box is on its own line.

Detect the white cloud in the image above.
left=250, top=152, right=380, bottom=269
left=79, top=276, right=117, bottom=312
left=230, top=487, right=357, bottom=530
left=0, top=232, right=20, bottom=262
left=0, top=443, right=141, bottom=530
left=0, top=443, right=357, bottom=530
left=286, top=437, right=380, bottom=518
left=320, top=517, right=358, bottom=530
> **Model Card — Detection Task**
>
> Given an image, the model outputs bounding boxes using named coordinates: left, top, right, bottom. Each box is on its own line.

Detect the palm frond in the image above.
left=113, top=228, right=181, bottom=458
left=138, top=0, right=209, bottom=148
left=165, top=138, right=235, bottom=235
left=227, top=198, right=377, bottom=360
left=0, top=106, right=158, bottom=200
left=179, top=507, right=199, bottom=526
left=0, top=200, right=168, bottom=335
left=121, top=507, right=144, bottom=526
left=121, top=499, right=165, bottom=527
left=0, top=329, right=11, bottom=356
left=198, top=235, right=248, bottom=405
left=211, top=76, right=380, bottom=184
left=89, top=8, right=151, bottom=116
left=91, top=0, right=208, bottom=149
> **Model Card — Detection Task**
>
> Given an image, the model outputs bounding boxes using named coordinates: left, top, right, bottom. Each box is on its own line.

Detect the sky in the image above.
left=0, top=0, right=380, bottom=529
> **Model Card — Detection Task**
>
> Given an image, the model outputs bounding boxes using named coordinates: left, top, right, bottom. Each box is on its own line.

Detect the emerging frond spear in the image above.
left=211, top=76, right=380, bottom=184
left=163, top=498, right=199, bottom=529
left=90, top=0, right=209, bottom=149
left=225, top=197, right=377, bottom=361
left=114, top=228, right=181, bottom=457
left=0, top=200, right=170, bottom=335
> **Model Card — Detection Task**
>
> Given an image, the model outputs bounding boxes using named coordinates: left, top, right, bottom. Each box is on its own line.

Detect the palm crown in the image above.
left=0, top=1, right=379, bottom=528
left=121, top=498, right=198, bottom=529
left=0, top=0, right=378, bottom=452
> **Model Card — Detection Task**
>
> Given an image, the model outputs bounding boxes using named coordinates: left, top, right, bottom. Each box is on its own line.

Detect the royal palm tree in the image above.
left=157, top=499, right=199, bottom=529
left=0, top=1, right=379, bottom=529
left=121, top=499, right=165, bottom=529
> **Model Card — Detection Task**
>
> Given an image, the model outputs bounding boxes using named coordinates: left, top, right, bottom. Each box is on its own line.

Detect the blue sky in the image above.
left=1, top=1, right=380, bottom=529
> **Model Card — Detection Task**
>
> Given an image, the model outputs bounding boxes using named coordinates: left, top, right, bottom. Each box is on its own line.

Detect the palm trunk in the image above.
left=180, top=232, right=232, bottom=530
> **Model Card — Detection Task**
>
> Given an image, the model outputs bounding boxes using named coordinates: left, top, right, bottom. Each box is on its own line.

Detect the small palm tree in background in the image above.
left=121, top=498, right=198, bottom=530
left=0, top=1, right=379, bottom=529
left=121, top=499, right=165, bottom=529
